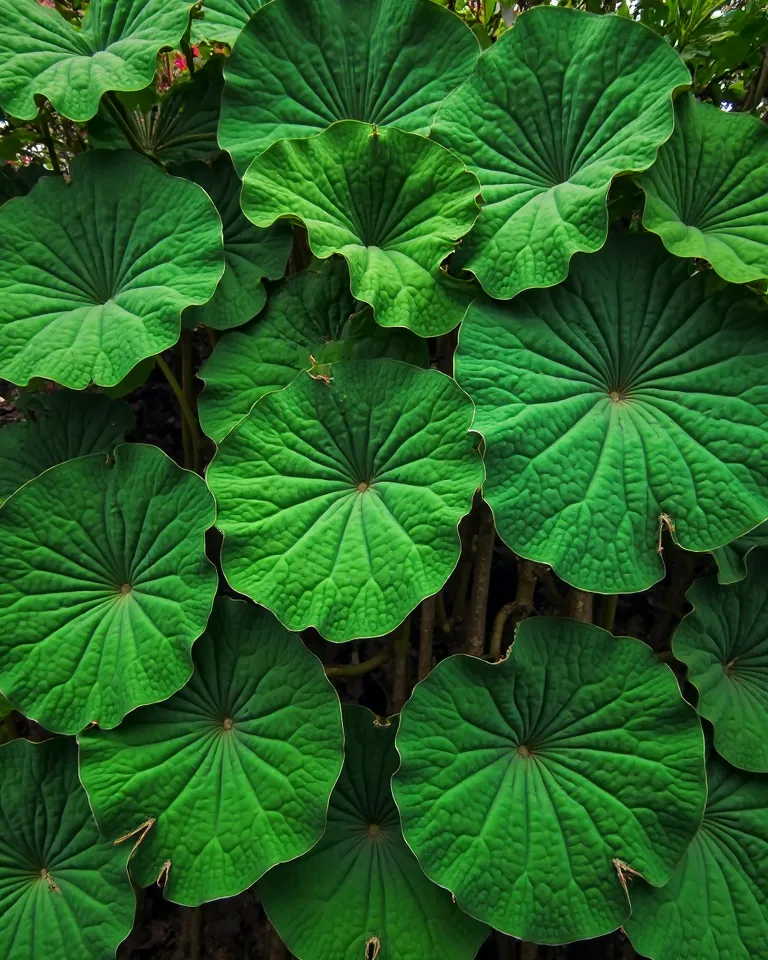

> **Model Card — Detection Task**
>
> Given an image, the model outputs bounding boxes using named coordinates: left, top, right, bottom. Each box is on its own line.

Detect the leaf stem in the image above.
left=181, top=330, right=200, bottom=472
left=599, top=593, right=618, bottom=633
left=568, top=587, right=593, bottom=623
left=488, top=559, right=541, bottom=661
left=102, top=92, right=161, bottom=165
left=155, top=351, right=201, bottom=470
left=325, top=649, right=392, bottom=678
left=418, top=595, right=436, bottom=681
left=466, top=500, right=495, bottom=657
left=391, top=617, right=411, bottom=713
left=41, top=118, right=61, bottom=175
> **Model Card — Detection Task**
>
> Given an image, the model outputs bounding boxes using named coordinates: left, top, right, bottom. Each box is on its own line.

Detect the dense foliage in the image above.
left=1, top=1, right=768, bottom=959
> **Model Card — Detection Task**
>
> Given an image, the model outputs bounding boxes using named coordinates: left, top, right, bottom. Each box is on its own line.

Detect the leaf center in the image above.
left=357, top=481, right=370, bottom=493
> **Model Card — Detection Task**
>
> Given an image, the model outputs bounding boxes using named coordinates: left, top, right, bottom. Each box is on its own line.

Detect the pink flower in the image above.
left=174, top=55, right=187, bottom=71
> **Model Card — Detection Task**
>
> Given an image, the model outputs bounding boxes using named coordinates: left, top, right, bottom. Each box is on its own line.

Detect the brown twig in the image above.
left=568, top=587, right=593, bottom=623
left=466, top=501, right=495, bottom=657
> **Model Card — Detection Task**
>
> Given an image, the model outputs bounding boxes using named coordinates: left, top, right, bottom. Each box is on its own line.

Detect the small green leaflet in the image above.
left=673, top=551, right=768, bottom=773
left=625, top=755, right=768, bottom=960
left=191, top=0, right=266, bottom=46
left=260, top=705, right=489, bottom=960
left=241, top=121, right=479, bottom=336
left=79, top=597, right=344, bottom=906
left=0, top=738, right=135, bottom=960
left=207, top=358, right=483, bottom=642
left=198, top=258, right=429, bottom=442
left=712, top=521, right=768, bottom=585
left=393, top=617, right=706, bottom=944
left=432, top=5, right=689, bottom=299
left=640, top=93, right=768, bottom=284
left=0, top=444, right=217, bottom=735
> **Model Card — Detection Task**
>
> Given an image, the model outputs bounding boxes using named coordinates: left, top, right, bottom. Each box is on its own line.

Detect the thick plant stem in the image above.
left=325, top=649, right=392, bottom=678
left=467, top=501, right=495, bottom=657
left=155, top=353, right=201, bottom=471
left=181, top=330, right=200, bottom=472
left=185, top=906, right=203, bottom=960
left=600, top=593, right=618, bottom=633
left=392, top=618, right=411, bottom=713
left=568, top=587, right=593, bottom=623
left=418, top=595, right=436, bottom=681
left=268, top=926, right=287, bottom=960
left=488, top=559, right=541, bottom=661
left=103, top=92, right=161, bottom=165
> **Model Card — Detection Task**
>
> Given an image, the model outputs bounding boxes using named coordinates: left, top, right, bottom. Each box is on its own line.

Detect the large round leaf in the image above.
left=219, top=0, right=479, bottom=175
left=260, top=705, right=488, bottom=960
left=0, top=738, right=135, bottom=960
left=392, top=617, right=706, bottom=944
left=0, top=390, right=134, bottom=505
left=0, top=150, right=223, bottom=389
left=625, top=755, right=768, bottom=960
left=0, top=443, right=217, bottom=734
left=78, top=597, right=343, bottom=906
left=241, top=121, right=479, bottom=336
left=455, top=233, right=768, bottom=595
left=191, top=0, right=266, bottom=46
left=432, top=5, right=689, bottom=300
left=207, top=358, right=483, bottom=642
left=639, top=93, right=768, bottom=285
left=198, top=258, right=429, bottom=442
left=0, top=0, right=197, bottom=122
left=673, top=553, right=768, bottom=773
left=178, top=155, right=292, bottom=331
left=712, top=521, right=768, bottom=585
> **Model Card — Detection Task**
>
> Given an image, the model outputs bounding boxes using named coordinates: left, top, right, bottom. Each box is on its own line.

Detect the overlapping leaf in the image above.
left=198, top=258, right=429, bottom=442
left=0, top=738, right=135, bottom=960
left=0, top=150, right=224, bottom=389
left=625, top=755, right=768, bottom=960
left=639, top=93, right=768, bottom=284
left=432, top=5, right=689, bottom=299
left=241, top=121, right=479, bottom=336
left=207, top=358, right=483, bottom=642
left=0, top=444, right=217, bottom=734
left=393, top=617, right=706, bottom=943
left=0, top=164, right=47, bottom=206
left=219, top=0, right=479, bottom=174
left=0, top=0, right=197, bottom=122
left=712, top=521, right=768, bottom=585
left=455, top=234, right=768, bottom=594
left=191, top=0, right=266, bottom=46
left=79, top=598, right=343, bottom=906
left=260, top=705, right=488, bottom=960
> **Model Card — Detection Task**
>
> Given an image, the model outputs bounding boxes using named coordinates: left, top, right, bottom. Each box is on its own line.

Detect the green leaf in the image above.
left=0, top=164, right=48, bottom=205
left=0, top=0, right=198, bottom=122
left=0, top=390, right=134, bottom=505
left=0, top=443, right=217, bottom=735
left=639, top=93, right=768, bottom=285
left=198, top=258, right=430, bottom=442
left=178, top=155, right=292, bottom=332
left=207, top=358, right=483, bottom=642
left=673, top=552, right=768, bottom=773
left=0, top=150, right=224, bottom=389
left=712, top=521, right=768, bottom=585
left=432, top=5, right=689, bottom=299
left=78, top=597, right=343, bottom=906
left=191, top=0, right=266, bottom=46
left=455, top=233, right=768, bottom=595
left=241, top=121, right=479, bottom=337
left=392, top=617, right=706, bottom=944
left=625, top=755, right=768, bottom=960
left=102, top=356, right=156, bottom=399
left=260, top=705, right=489, bottom=960
left=219, top=0, right=479, bottom=175
left=0, top=738, right=135, bottom=960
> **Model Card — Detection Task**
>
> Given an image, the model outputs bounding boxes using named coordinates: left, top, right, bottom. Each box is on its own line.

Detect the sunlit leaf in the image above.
left=191, top=0, right=266, bottom=46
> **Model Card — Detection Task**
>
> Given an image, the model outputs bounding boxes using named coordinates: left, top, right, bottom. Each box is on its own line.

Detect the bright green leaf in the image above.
left=392, top=617, right=706, bottom=943
left=0, top=738, right=135, bottom=960
left=260, top=705, right=489, bottom=960
left=0, top=443, right=217, bottom=735
left=712, top=521, right=768, bottom=585
left=455, top=233, right=768, bottom=594
left=0, top=0, right=197, bottom=122
left=191, top=0, right=266, bottom=46
left=78, top=597, right=343, bottom=906
left=198, top=258, right=429, bottom=442
left=639, top=92, right=768, bottom=285
left=0, top=390, right=134, bottom=504
left=432, top=5, right=689, bottom=299
left=241, top=121, right=479, bottom=337
left=219, top=0, right=479, bottom=175
left=625, top=755, right=768, bottom=960
left=102, top=357, right=155, bottom=399
left=0, top=150, right=224, bottom=389
left=207, top=358, right=483, bottom=642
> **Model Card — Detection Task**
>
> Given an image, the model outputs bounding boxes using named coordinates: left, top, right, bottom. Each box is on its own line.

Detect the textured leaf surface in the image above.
left=207, top=358, right=482, bottom=642
left=625, top=755, right=768, bottom=960
left=199, top=259, right=429, bottom=442
left=432, top=5, right=688, bottom=299
left=191, top=0, right=266, bottom=46
left=712, top=521, right=768, bottom=585
left=673, top=553, right=768, bottom=773
left=261, top=705, right=488, bottom=960
left=179, top=155, right=292, bottom=331
left=640, top=93, right=768, bottom=284
left=219, top=0, right=478, bottom=174
left=0, top=0, right=197, bottom=121
left=0, top=390, right=133, bottom=504
left=0, top=444, right=217, bottom=734
left=0, top=150, right=223, bottom=389
left=455, top=233, right=768, bottom=594
left=0, top=738, right=134, bottom=960
left=241, top=121, right=479, bottom=336
left=79, top=597, right=343, bottom=906
left=393, top=617, right=706, bottom=943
